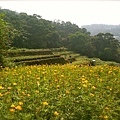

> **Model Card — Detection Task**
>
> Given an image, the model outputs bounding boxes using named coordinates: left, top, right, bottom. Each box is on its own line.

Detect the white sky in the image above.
left=0, top=0, right=120, bottom=27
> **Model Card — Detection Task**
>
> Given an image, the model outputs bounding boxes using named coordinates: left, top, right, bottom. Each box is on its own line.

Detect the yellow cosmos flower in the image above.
left=108, top=71, right=112, bottom=74
left=90, top=93, right=95, bottom=97
left=92, top=86, right=96, bottom=89
left=66, top=90, right=70, bottom=94
left=42, top=72, right=45, bottom=74
left=37, top=77, right=40, bottom=80
left=35, top=90, right=39, bottom=93
left=61, top=75, right=64, bottom=77
left=82, top=80, right=88, bottom=83
left=110, top=88, right=112, bottom=91
left=11, top=104, right=15, bottom=108
left=37, top=81, right=40, bottom=86
left=15, top=105, right=22, bottom=110
left=54, top=111, right=59, bottom=116
left=83, top=84, right=87, bottom=88
left=56, top=85, right=60, bottom=88
left=27, top=94, right=31, bottom=97
left=43, top=101, right=48, bottom=106
left=19, top=102, right=23, bottom=105
left=0, top=93, right=3, bottom=97
left=54, top=79, right=58, bottom=82
left=22, top=91, right=26, bottom=95
left=4, top=92, right=10, bottom=95
left=0, top=86, right=4, bottom=89
left=7, top=87, right=12, bottom=90
left=103, top=115, right=108, bottom=119
left=9, top=108, right=15, bottom=113
left=81, top=78, right=86, bottom=81
left=13, top=83, right=17, bottom=86
left=105, top=107, right=109, bottom=110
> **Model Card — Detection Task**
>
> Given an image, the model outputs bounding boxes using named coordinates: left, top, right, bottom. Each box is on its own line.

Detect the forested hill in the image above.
left=0, top=8, right=89, bottom=49
left=82, top=24, right=120, bottom=40
left=0, top=8, right=120, bottom=63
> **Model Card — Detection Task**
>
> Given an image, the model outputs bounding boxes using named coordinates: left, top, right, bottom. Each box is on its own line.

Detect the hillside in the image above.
left=0, top=8, right=87, bottom=49
left=0, top=8, right=120, bottom=64
left=82, top=24, right=120, bottom=40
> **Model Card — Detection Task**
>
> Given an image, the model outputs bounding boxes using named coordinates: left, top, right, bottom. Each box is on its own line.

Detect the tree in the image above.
left=67, top=32, right=89, bottom=54
left=90, top=33, right=120, bottom=62
left=0, top=14, right=14, bottom=66
left=45, top=31, right=61, bottom=48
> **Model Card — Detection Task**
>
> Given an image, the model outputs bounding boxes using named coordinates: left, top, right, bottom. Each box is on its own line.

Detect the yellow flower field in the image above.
left=0, top=64, right=120, bottom=119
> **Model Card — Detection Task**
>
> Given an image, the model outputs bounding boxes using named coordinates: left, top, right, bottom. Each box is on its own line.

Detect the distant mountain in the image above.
left=82, top=24, right=120, bottom=40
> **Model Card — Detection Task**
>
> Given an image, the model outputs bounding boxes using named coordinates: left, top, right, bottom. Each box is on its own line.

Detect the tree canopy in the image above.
left=0, top=14, right=11, bottom=66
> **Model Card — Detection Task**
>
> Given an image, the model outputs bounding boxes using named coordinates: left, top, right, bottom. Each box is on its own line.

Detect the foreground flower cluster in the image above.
left=0, top=64, right=120, bottom=119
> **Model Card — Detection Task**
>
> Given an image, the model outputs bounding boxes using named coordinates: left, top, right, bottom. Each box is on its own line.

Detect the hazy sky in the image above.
left=0, top=0, right=120, bottom=27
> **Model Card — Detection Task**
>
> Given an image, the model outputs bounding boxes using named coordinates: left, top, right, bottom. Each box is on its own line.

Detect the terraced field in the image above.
left=5, top=49, right=67, bottom=65
left=5, top=48, right=119, bottom=66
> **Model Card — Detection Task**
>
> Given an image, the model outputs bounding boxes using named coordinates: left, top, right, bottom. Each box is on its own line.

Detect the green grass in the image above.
left=0, top=64, right=120, bottom=119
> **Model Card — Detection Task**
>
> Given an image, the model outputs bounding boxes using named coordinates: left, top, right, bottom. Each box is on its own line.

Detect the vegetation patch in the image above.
left=0, top=64, right=120, bottom=119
